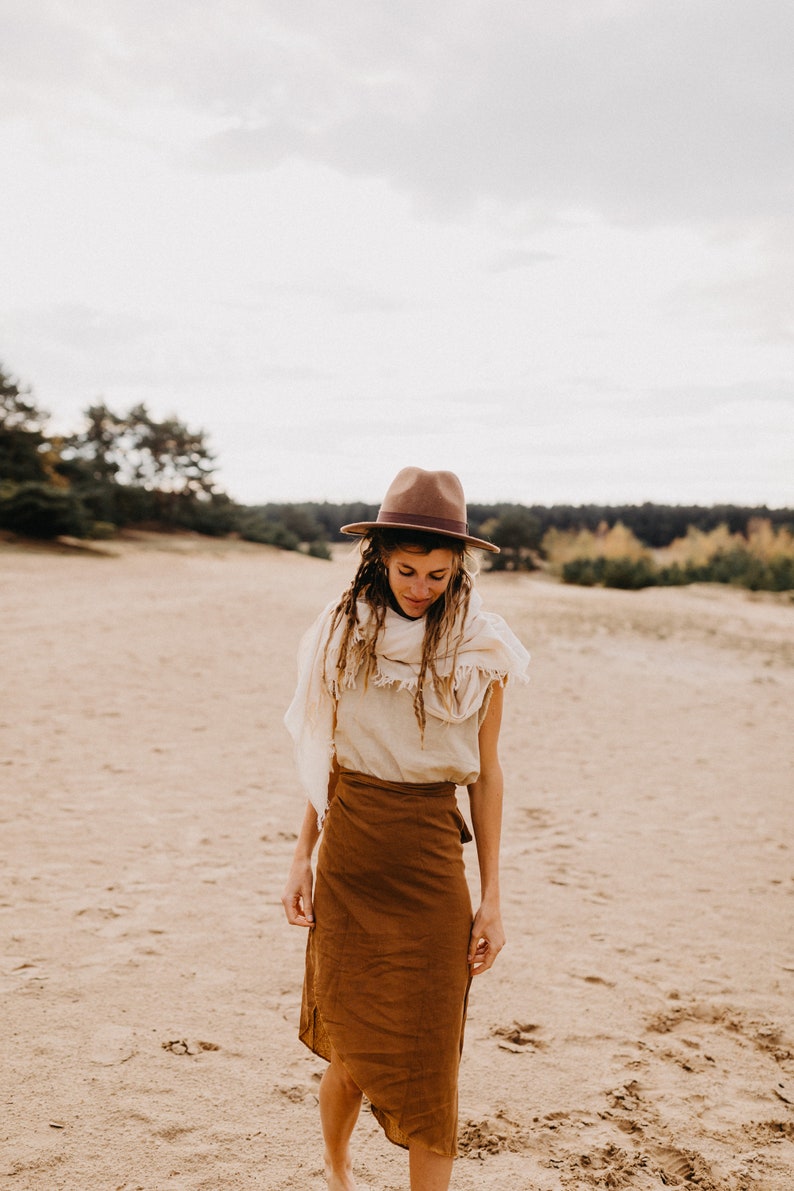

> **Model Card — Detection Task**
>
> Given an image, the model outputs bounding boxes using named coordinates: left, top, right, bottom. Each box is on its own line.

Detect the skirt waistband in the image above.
left=338, top=769, right=457, bottom=799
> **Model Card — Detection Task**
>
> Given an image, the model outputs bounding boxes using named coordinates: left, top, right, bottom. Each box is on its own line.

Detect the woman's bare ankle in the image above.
left=323, top=1150, right=357, bottom=1191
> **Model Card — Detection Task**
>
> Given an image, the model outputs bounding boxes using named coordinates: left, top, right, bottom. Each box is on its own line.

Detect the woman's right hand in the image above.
left=281, top=858, right=315, bottom=927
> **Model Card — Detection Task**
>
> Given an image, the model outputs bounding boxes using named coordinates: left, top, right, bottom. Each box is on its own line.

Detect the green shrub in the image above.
left=89, top=520, right=117, bottom=540
left=176, top=496, right=240, bottom=537
left=563, top=555, right=658, bottom=589
left=99, top=483, right=161, bottom=526
left=655, top=562, right=689, bottom=586
left=601, top=557, right=657, bottom=589
left=0, top=482, right=89, bottom=539
left=561, top=557, right=600, bottom=586
left=769, top=555, right=794, bottom=591
left=237, top=513, right=300, bottom=550
left=564, top=547, right=794, bottom=593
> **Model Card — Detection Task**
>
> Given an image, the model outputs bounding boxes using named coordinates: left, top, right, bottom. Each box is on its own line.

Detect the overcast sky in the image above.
left=1, top=0, right=792, bottom=507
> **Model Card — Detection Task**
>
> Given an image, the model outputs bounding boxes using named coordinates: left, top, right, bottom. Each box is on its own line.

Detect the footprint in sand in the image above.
left=457, top=1110, right=528, bottom=1159
left=646, top=1000, right=794, bottom=1063
left=161, top=1038, right=221, bottom=1056
left=278, top=1083, right=317, bottom=1103
left=653, top=1145, right=719, bottom=1188
left=490, top=1021, right=545, bottom=1053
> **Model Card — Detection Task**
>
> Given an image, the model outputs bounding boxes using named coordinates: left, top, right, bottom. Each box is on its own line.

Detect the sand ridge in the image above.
left=1, top=538, right=792, bottom=1189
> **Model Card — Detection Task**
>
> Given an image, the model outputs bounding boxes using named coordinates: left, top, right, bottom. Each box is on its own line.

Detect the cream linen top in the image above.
left=334, top=673, right=494, bottom=787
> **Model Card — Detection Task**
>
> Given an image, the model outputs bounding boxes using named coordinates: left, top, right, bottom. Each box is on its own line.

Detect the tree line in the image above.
left=251, top=499, right=794, bottom=573
left=2, top=361, right=792, bottom=590
left=0, top=362, right=330, bottom=552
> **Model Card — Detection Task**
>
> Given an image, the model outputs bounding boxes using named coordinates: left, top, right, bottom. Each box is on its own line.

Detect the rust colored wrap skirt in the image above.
left=299, top=769, right=473, bottom=1157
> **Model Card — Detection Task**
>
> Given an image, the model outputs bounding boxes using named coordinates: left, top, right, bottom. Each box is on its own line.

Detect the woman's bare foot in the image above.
left=323, top=1152, right=357, bottom=1190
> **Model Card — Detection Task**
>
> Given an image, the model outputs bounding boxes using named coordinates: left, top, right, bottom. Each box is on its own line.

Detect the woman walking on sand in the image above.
left=282, top=467, right=529, bottom=1191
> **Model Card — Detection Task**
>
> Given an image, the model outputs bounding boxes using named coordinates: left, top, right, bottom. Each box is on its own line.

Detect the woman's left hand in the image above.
left=467, top=900, right=506, bottom=975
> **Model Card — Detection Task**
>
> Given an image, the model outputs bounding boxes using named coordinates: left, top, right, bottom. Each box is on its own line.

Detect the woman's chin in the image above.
left=399, top=600, right=429, bottom=618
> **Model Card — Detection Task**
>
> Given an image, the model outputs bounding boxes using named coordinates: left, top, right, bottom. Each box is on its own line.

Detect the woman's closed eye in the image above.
left=398, top=568, right=448, bottom=580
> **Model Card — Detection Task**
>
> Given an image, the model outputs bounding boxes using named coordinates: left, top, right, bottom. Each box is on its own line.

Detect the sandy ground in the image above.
left=1, top=533, right=793, bottom=1191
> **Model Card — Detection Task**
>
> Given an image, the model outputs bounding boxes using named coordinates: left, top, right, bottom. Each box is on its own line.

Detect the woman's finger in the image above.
left=282, top=891, right=314, bottom=927
left=468, top=928, right=504, bottom=973
left=469, top=947, right=496, bottom=974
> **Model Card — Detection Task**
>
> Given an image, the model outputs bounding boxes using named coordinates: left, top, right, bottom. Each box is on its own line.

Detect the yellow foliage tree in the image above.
left=542, top=521, right=649, bottom=568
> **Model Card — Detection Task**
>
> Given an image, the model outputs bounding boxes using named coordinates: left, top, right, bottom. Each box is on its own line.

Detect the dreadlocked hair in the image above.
left=323, top=527, right=474, bottom=735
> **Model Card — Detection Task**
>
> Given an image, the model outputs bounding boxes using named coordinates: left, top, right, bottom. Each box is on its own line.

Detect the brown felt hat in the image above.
left=340, top=467, right=499, bottom=553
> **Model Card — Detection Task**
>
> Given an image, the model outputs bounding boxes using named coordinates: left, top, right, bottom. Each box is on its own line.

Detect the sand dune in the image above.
left=1, top=536, right=792, bottom=1190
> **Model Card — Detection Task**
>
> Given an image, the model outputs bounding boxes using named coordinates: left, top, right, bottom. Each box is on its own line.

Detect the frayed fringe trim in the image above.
left=330, top=662, right=520, bottom=700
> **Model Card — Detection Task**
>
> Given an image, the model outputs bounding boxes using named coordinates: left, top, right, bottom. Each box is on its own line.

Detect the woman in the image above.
left=282, top=467, right=529, bottom=1191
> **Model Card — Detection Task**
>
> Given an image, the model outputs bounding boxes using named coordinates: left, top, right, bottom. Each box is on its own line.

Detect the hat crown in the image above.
left=378, top=467, right=467, bottom=534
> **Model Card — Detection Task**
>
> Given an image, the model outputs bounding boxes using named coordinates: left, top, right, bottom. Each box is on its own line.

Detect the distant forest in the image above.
left=250, top=499, right=794, bottom=551
left=248, top=500, right=794, bottom=592
left=2, top=360, right=792, bottom=591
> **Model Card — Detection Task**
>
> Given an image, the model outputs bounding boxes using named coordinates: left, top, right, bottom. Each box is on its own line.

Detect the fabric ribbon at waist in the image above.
left=337, top=768, right=456, bottom=798
left=335, top=769, right=472, bottom=842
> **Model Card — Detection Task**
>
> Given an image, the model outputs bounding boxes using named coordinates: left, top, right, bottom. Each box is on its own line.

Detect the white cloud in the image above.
left=5, top=1, right=792, bottom=226
left=1, top=1, right=791, bottom=508
left=172, top=1, right=794, bottom=227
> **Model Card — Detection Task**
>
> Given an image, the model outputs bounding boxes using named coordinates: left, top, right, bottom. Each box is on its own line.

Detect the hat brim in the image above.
left=340, top=520, right=500, bottom=554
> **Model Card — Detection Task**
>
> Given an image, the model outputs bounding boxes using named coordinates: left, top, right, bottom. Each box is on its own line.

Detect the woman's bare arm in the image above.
left=466, top=682, right=506, bottom=974
left=281, top=800, right=321, bottom=927
left=281, top=757, right=340, bottom=927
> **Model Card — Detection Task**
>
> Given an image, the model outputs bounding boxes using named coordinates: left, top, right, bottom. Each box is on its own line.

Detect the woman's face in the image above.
left=386, top=546, right=455, bottom=618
